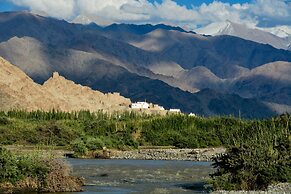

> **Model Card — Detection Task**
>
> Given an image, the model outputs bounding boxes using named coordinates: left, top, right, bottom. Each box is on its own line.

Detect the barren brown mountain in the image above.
left=0, top=57, right=131, bottom=112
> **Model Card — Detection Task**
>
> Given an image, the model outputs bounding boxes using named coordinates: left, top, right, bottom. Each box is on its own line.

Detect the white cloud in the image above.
left=198, top=1, right=256, bottom=27
left=10, top=0, right=76, bottom=19
left=7, top=0, right=291, bottom=29
left=251, top=0, right=289, bottom=18
left=249, top=0, right=291, bottom=27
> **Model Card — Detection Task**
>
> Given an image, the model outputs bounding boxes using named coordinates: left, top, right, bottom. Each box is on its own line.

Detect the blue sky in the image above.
left=0, top=1, right=16, bottom=12
left=0, top=0, right=289, bottom=29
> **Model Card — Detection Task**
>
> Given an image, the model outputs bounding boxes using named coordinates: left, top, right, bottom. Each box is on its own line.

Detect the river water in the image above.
left=48, top=159, right=214, bottom=194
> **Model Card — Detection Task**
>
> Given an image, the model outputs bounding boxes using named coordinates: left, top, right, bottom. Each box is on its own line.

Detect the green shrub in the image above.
left=0, top=147, right=82, bottom=193
left=211, top=145, right=290, bottom=190
left=17, top=154, right=49, bottom=181
left=210, top=115, right=291, bottom=191
left=0, top=147, right=21, bottom=183
left=85, top=137, right=105, bottom=150
left=0, top=117, right=9, bottom=125
left=0, top=147, right=49, bottom=184
left=71, top=139, right=88, bottom=156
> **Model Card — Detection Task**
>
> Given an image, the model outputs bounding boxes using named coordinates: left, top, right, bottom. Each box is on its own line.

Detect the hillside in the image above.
left=0, top=57, right=131, bottom=112
left=100, top=26, right=291, bottom=78
left=230, top=61, right=291, bottom=105
left=0, top=57, right=58, bottom=111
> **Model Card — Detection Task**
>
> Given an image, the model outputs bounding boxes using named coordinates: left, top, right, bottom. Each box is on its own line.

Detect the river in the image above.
left=35, top=159, right=214, bottom=194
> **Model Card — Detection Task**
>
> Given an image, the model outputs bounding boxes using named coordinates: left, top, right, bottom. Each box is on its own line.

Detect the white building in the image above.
left=189, top=113, right=196, bottom=117
left=153, top=104, right=165, bottom=111
left=131, top=102, right=150, bottom=109
left=169, top=109, right=181, bottom=113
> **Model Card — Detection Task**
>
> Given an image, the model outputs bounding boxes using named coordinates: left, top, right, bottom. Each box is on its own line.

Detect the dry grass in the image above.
left=0, top=158, right=84, bottom=193
left=42, top=159, right=84, bottom=193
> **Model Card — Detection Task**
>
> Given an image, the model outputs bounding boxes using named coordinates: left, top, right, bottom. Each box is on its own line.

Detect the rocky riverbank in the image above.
left=212, top=183, right=291, bottom=194
left=109, top=147, right=226, bottom=161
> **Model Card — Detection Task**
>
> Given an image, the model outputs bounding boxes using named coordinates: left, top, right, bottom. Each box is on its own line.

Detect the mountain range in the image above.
left=195, top=20, right=291, bottom=50
left=0, top=11, right=290, bottom=118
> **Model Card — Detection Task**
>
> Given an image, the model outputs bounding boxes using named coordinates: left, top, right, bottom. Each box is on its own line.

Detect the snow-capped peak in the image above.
left=258, top=26, right=291, bottom=38
left=194, top=21, right=290, bottom=50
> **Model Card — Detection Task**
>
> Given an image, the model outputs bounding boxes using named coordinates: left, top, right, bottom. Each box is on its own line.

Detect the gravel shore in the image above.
left=212, top=183, right=291, bottom=194
left=109, top=147, right=226, bottom=161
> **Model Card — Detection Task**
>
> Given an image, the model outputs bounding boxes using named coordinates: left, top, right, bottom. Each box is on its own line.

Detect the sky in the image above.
left=0, top=0, right=290, bottom=29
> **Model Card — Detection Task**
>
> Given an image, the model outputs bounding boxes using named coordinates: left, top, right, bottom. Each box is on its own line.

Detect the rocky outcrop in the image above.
left=43, top=72, right=131, bottom=112
left=0, top=57, right=131, bottom=112
left=0, top=56, right=58, bottom=111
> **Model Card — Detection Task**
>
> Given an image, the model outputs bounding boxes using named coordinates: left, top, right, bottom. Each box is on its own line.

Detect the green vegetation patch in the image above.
left=0, top=147, right=48, bottom=187
left=0, top=110, right=290, bottom=191
left=210, top=114, right=291, bottom=191
left=0, top=147, right=84, bottom=193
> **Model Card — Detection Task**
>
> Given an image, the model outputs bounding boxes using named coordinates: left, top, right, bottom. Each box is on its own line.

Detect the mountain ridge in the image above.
left=0, top=55, right=276, bottom=118
left=0, top=11, right=289, bottom=118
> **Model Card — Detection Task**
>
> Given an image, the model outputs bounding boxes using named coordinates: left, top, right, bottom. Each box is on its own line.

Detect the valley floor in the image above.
left=0, top=111, right=289, bottom=193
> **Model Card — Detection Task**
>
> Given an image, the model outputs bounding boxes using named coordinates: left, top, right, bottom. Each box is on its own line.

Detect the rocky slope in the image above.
left=0, top=57, right=58, bottom=111
left=43, top=72, right=131, bottom=111
left=0, top=57, right=131, bottom=112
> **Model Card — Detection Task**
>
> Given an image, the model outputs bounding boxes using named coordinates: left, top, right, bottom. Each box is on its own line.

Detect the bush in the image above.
left=85, top=137, right=105, bottom=150
left=71, top=139, right=88, bottom=156
left=210, top=115, right=291, bottom=191
left=0, top=117, right=9, bottom=125
left=0, top=147, right=21, bottom=183
left=0, top=147, right=49, bottom=184
left=0, top=147, right=83, bottom=193
left=42, top=159, right=84, bottom=192
left=17, top=154, right=49, bottom=182
left=211, top=145, right=290, bottom=190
